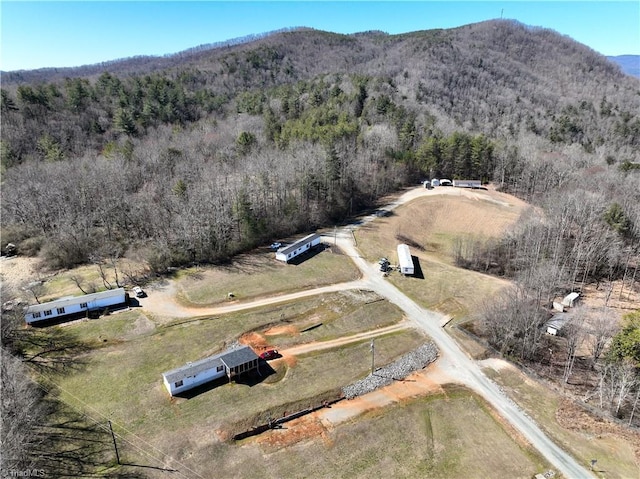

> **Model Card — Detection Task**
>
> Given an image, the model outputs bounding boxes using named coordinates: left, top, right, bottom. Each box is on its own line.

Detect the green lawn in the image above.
left=175, top=245, right=360, bottom=305
left=48, top=292, right=410, bottom=438
left=156, top=387, right=552, bottom=479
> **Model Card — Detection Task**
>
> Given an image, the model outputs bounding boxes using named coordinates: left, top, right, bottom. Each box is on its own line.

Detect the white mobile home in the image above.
left=162, top=345, right=259, bottom=396
left=452, top=179, right=481, bottom=189
left=24, top=288, right=127, bottom=325
left=397, top=244, right=415, bottom=275
left=275, top=233, right=322, bottom=263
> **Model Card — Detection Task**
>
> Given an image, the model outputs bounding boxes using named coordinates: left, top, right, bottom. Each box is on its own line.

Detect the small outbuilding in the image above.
left=275, top=233, right=321, bottom=263
left=397, top=244, right=415, bottom=275
left=162, top=345, right=259, bottom=396
left=546, top=313, right=570, bottom=336
left=561, top=292, right=580, bottom=308
left=24, top=288, right=127, bottom=325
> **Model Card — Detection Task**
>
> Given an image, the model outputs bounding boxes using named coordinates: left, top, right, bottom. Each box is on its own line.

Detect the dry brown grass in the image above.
left=356, top=187, right=526, bottom=265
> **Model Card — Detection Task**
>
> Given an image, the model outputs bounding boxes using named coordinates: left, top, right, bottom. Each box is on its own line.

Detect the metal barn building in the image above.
left=24, top=288, right=127, bottom=325
left=546, top=313, right=570, bottom=336
left=162, top=345, right=259, bottom=396
left=397, top=244, right=415, bottom=275
left=275, top=233, right=322, bottom=263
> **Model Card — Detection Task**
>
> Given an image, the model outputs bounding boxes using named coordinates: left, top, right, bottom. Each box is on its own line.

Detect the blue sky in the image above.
left=1, top=1, right=638, bottom=71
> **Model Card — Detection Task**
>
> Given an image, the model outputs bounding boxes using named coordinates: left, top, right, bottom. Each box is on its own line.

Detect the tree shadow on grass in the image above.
left=32, top=399, right=148, bottom=478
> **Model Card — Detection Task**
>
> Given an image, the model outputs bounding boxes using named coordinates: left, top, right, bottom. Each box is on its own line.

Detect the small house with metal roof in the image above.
left=161, top=345, right=259, bottom=396
left=24, top=288, right=127, bottom=325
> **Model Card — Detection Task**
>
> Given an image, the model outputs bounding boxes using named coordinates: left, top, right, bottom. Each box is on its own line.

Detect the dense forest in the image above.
left=2, top=20, right=640, bottom=468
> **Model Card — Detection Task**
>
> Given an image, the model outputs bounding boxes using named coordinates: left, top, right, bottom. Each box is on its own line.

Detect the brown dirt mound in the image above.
left=256, top=416, right=330, bottom=451
left=239, top=331, right=269, bottom=350
left=264, top=325, right=299, bottom=336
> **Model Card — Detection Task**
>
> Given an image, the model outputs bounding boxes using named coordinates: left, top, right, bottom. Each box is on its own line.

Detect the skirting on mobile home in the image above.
left=162, top=345, right=259, bottom=396
left=24, top=288, right=127, bottom=324
left=397, top=244, right=415, bottom=275
left=275, top=233, right=321, bottom=263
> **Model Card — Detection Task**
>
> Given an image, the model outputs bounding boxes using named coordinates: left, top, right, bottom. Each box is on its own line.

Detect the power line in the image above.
left=11, top=353, right=207, bottom=479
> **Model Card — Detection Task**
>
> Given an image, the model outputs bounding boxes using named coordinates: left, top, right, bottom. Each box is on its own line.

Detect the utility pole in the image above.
left=108, top=420, right=121, bottom=465
left=370, top=339, right=375, bottom=375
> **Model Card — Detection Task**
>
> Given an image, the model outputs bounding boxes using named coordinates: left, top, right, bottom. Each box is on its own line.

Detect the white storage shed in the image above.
left=561, top=292, right=580, bottom=308
left=275, top=233, right=322, bottom=263
left=397, top=244, right=415, bottom=275
left=162, top=345, right=259, bottom=396
left=24, top=288, right=127, bottom=324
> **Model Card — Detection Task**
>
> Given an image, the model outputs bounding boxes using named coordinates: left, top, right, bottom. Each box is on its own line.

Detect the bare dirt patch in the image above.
left=0, top=255, right=41, bottom=291
left=239, top=331, right=270, bottom=351
left=264, top=325, right=299, bottom=336
left=252, top=363, right=448, bottom=451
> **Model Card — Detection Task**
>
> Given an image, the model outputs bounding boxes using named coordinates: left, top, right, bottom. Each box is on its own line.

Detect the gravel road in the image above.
left=137, top=186, right=592, bottom=477
left=327, top=186, right=593, bottom=479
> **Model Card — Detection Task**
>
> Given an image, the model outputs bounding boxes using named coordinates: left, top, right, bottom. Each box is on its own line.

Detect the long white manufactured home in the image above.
left=452, top=179, right=481, bottom=189
left=161, top=345, right=259, bottom=396
left=24, top=288, right=127, bottom=325
left=397, top=244, right=415, bottom=275
left=275, top=233, right=322, bottom=263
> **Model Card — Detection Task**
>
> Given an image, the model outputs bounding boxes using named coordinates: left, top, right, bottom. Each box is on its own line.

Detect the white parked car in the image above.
left=133, top=286, right=145, bottom=298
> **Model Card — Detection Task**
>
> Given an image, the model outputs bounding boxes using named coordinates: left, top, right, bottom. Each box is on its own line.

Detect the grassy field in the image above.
left=32, top=187, right=620, bottom=478
left=356, top=191, right=524, bottom=265
left=175, top=244, right=360, bottom=305
left=48, top=291, right=411, bottom=440
left=132, top=386, right=552, bottom=479
left=355, top=192, right=518, bottom=318
left=483, top=365, right=640, bottom=479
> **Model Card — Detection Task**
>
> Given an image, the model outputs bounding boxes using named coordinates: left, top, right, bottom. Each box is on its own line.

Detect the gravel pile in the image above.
left=342, top=342, right=439, bottom=399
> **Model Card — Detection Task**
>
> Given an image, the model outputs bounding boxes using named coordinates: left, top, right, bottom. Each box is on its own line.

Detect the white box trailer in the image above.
left=275, top=233, right=322, bottom=263
left=452, top=179, right=481, bottom=188
left=397, top=244, right=414, bottom=275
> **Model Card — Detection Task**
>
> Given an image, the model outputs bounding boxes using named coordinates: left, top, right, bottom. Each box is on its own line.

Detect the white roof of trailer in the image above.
left=25, top=288, right=126, bottom=314
left=397, top=244, right=413, bottom=266
left=277, top=233, right=320, bottom=255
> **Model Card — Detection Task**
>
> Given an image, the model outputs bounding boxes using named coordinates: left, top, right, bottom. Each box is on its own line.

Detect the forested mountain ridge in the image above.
left=1, top=19, right=639, bottom=274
